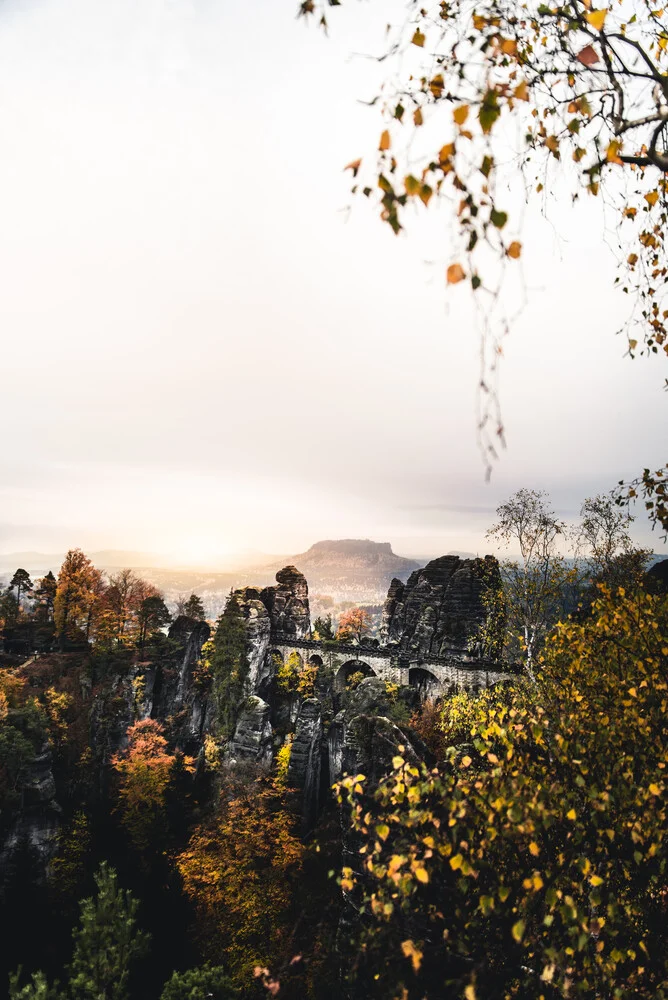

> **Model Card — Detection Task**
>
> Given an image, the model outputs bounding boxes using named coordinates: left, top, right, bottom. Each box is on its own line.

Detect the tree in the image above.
left=54, top=549, right=99, bottom=650
left=336, top=584, right=668, bottom=1000
left=160, top=965, right=238, bottom=1000
left=337, top=607, right=373, bottom=644
left=183, top=594, right=206, bottom=621
left=136, top=595, right=172, bottom=655
left=176, top=775, right=304, bottom=987
left=299, top=1, right=667, bottom=502
left=68, top=863, right=149, bottom=1000
left=210, top=594, right=250, bottom=738
left=10, top=863, right=149, bottom=1000
left=33, top=571, right=57, bottom=624
left=9, top=569, right=33, bottom=619
left=111, top=719, right=184, bottom=855
left=312, top=614, right=334, bottom=640
left=575, top=493, right=650, bottom=588
left=486, top=489, right=569, bottom=674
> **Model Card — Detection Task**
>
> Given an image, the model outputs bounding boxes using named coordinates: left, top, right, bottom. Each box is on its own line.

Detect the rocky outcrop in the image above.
left=229, top=696, right=273, bottom=765
left=261, top=566, right=310, bottom=640
left=229, top=588, right=272, bottom=690
left=0, top=742, right=61, bottom=880
left=287, top=699, right=323, bottom=832
left=380, top=555, right=500, bottom=656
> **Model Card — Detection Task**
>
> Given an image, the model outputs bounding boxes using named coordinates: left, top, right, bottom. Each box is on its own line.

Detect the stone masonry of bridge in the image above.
left=270, top=637, right=512, bottom=695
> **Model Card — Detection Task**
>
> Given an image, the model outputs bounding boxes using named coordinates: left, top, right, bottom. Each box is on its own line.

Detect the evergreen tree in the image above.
left=313, top=614, right=334, bottom=640
left=9, top=569, right=33, bottom=619
left=160, top=964, right=237, bottom=1000
left=137, top=595, right=172, bottom=655
left=183, top=594, right=206, bottom=621
left=68, top=862, right=149, bottom=1000
left=34, top=572, right=57, bottom=624
left=211, top=594, right=249, bottom=738
left=10, top=863, right=149, bottom=1000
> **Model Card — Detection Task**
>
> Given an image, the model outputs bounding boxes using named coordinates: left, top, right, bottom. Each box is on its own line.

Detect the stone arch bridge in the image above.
left=270, top=636, right=512, bottom=697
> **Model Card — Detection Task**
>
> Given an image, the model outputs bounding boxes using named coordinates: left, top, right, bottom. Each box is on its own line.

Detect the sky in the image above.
left=0, top=0, right=665, bottom=565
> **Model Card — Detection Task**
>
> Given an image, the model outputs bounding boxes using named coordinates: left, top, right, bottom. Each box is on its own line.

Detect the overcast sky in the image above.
left=0, top=0, right=665, bottom=564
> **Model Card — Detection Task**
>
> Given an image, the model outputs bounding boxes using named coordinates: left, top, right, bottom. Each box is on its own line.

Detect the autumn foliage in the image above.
left=337, top=585, right=668, bottom=998
left=176, top=774, right=304, bottom=986
left=112, top=719, right=190, bottom=854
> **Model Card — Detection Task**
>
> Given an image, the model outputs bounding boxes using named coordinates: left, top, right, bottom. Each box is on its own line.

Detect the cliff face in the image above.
left=380, top=555, right=500, bottom=656
left=260, top=565, right=310, bottom=639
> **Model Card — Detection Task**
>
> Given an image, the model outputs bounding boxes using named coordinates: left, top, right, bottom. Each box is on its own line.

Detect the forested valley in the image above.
left=0, top=491, right=666, bottom=1000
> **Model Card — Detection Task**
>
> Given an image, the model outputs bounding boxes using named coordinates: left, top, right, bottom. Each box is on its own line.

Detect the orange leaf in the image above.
left=345, top=158, right=362, bottom=176
left=447, top=263, right=466, bottom=284
left=379, top=130, right=391, bottom=152
left=577, top=44, right=599, bottom=65
left=507, top=241, right=522, bottom=259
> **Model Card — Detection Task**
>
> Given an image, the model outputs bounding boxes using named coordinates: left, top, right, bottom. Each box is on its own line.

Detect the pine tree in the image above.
left=137, top=595, right=172, bottom=655
left=183, top=593, right=206, bottom=621
left=211, top=594, right=249, bottom=738
left=34, top=572, right=57, bottom=624
left=67, top=862, right=149, bottom=1000
left=9, top=569, right=33, bottom=619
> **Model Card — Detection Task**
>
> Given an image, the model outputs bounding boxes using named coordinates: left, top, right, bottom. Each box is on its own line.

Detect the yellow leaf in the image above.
left=649, top=783, right=661, bottom=795
left=590, top=874, right=604, bottom=886
left=606, top=139, right=623, bottom=164
left=501, top=38, right=517, bottom=55
left=413, top=107, right=424, bottom=126
left=461, top=754, right=472, bottom=767
left=401, top=939, right=423, bottom=973
left=429, top=74, right=444, bottom=98
left=514, top=80, right=529, bottom=101
left=412, top=28, right=425, bottom=47
left=464, top=987, right=477, bottom=1000
left=392, top=755, right=405, bottom=769
left=586, top=8, right=608, bottom=29
left=379, top=130, right=391, bottom=152
left=405, top=175, right=421, bottom=195
left=511, top=919, right=526, bottom=942
left=566, top=808, right=577, bottom=821
left=507, top=241, right=522, bottom=259
left=645, top=190, right=659, bottom=207
left=454, top=104, right=470, bottom=125
left=447, top=263, right=466, bottom=284
left=450, top=853, right=464, bottom=870
left=529, top=841, right=540, bottom=856
left=376, top=823, right=390, bottom=841
left=415, top=866, right=429, bottom=884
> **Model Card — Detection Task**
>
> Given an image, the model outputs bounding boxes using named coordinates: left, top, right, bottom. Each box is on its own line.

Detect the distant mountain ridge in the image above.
left=264, top=539, right=421, bottom=602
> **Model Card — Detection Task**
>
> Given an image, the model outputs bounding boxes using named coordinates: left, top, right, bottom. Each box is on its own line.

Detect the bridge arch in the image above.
left=334, top=658, right=377, bottom=693
left=409, top=667, right=442, bottom=699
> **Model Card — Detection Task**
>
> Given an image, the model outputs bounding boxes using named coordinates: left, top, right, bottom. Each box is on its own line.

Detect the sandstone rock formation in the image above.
left=230, top=696, right=273, bottom=765
left=261, top=566, right=310, bottom=639
left=380, top=554, right=500, bottom=656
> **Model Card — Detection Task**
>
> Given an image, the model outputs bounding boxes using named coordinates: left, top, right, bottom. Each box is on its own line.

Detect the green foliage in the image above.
left=160, top=965, right=238, bottom=1000
left=10, top=863, right=149, bottom=1000
left=336, top=586, right=668, bottom=999
left=9, top=970, right=63, bottom=1000
left=68, top=863, right=149, bottom=1000
left=183, top=594, right=206, bottom=622
left=211, top=594, right=250, bottom=738
left=312, top=614, right=334, bottom=640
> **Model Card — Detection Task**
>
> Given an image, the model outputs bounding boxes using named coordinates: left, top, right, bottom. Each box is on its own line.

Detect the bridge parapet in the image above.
left=268, top=633, right=515, bottom=695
